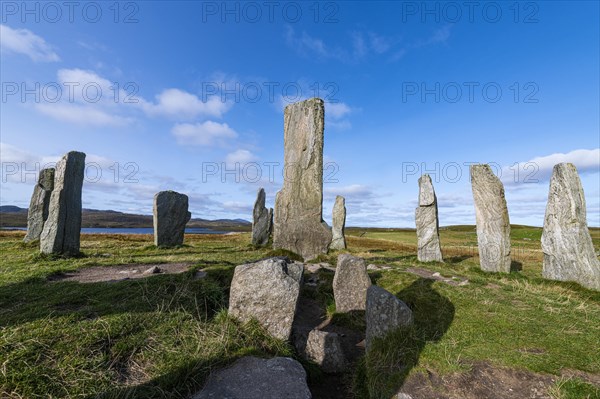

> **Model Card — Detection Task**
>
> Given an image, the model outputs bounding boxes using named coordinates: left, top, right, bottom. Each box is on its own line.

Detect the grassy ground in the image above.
left=1, top=227, right=599, bottom=398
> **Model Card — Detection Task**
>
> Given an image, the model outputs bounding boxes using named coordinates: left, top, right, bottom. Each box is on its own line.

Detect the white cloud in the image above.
left=0, top=24, right=60, bottom=62
left=139, top=88, right=230, bottom=119
left=225, top=149, right=257, bottom=164
left=326, top=102, right=352, bottom=120
left=502, top=148, right=600, bottom=185
left=171, top=121, right=238, bottom=146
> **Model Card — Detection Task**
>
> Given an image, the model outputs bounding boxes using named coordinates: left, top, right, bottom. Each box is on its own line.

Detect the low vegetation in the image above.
left=1, top=227, right=599, bottom=398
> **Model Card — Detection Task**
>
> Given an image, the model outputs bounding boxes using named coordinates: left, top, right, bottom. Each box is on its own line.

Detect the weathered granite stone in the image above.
left=415, top=174, right=443, bottom=262
left=366, top=285, right=413, bottom=351
left=229, top=257, right=303, bottom=340
left=252, top=188, right=270, bottom=246
left=470, top=164, right=511, bottom=273
left=303, top=329, right=348, bottom=373
left=268, top=207, right=273, bottom=235
left=273, top=97, right=332, bottom=260
left=193, top=356, right=311, bottom=399
left=333, top=254, right=372, bottom=313
left=24, top=168, right=55, bottom=243
left=331, top=195, right=347, bottom=250
left=541, top=163, right=600, bottom=290
left=153, top=191, right=191, bottom=247
left=40, top=151, right=85, bottom=255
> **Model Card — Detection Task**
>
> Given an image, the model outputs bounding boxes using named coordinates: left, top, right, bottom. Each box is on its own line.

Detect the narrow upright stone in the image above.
left=333, top=254, right=371, bottom=312
left=470, top=164, right=511, bottom=273
left=153, top=190, right=191, bottom=247
left=415, top=174, right=443, bottom=262
left=273, top=97, right=332, bottom=260
left=40, top=151, right=85, bottom=256
left=331, top=195, right=347, bottom=250
left=252, top=188, right=270, bottom=246
left=541, top=163, right=600, bottom=290
left=24, top=168, right=55, bottom=242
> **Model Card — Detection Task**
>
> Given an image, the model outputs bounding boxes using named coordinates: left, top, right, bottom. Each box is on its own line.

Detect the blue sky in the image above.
left=1, top=1, right=599, bottom=227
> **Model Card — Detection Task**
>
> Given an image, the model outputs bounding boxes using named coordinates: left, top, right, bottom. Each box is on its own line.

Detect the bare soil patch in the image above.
left=399, top=361, right=557, bottom=399
left=405, top=267, right=469, bottom=286
left=47, top=263, right=193, bottom=283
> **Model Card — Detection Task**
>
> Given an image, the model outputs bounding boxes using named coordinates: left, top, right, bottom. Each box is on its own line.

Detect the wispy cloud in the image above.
left=139, top=88, right=231, bottom=119
left=171, top=121, right=238, bottom=147
left=0, top=24, right=60, bottom=62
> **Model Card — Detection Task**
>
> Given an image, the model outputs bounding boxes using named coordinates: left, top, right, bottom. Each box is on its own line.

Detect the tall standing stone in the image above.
left=415, top=174, right=443, bottom=262
left=252, top=188, right=270, bottom=246
left=331, top=195, right=347, bottom=250
left=153, top=190, right=191, bottom=247
left=24, top=168, right=55, bottom=243
left=470, top=164, right=511, bottom=273
left=273, top=97, right=332, bottom=260
left=541, top=163, right=600, bottom=290
left=40, top=151, right=85, bottom=256
left=333, top=254, right=372, bottom=312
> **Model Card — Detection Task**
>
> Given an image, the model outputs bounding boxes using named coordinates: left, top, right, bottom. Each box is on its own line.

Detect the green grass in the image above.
left=1, top=227, right=599, bottom=398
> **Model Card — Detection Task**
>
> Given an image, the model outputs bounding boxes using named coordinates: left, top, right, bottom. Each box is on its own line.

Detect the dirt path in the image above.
left=48, top=263, right=193, bottom=283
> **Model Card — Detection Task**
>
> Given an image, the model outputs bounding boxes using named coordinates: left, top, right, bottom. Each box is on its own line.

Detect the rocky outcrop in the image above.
left=415, top=174, right=443, bottom=262
left=333, top=254, right=371, bottom=312
left=273, top=97, right=332, bottom=260
left=331, top=195, right=347, bottom=250
left=153, top=191, right=191, bottom=247
left=193, top=356, right=311, bottom=399
left=252, top=188, right=271, bottom=246
left=40, top=151, right=85, bottom=256
left=229, top=257, right=303, bottom=340
left=470, top=164, right=511, bottom=273
left=541, top=163, right=600, bottom=290
left=366, top=285, right=413, bottom=351
left=24, top=168, right=55, bottom=242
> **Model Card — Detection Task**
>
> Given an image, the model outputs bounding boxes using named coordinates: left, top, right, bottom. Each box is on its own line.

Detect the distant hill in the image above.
left=0, top=206, right=251, bottom=231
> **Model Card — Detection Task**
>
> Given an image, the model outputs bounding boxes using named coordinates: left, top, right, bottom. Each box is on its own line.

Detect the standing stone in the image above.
left=470, top=164, right=511, bottom=273
left=268, top=207, right=274, bottom=236
left=153, top=191, right=191, bottom=247
left=273, top=97, right=332, bottom=260
left=252, top=188, right=270, bottom=246
left=333, top=254, right=372, bottom=313
left=24, top=168, right=55, bottom=243
left=331, top=195, right=347, bottom=250
left=193, top=357, right=311, bottom=399
left=415, top=174, right=443, bottom=262
left=229, top=257, right=303, bottom=340
left=366, top=285, right=413, bottom=351
left=541, top=163, right=600, bottom=290
left=40, top=151, right=85, bottom=256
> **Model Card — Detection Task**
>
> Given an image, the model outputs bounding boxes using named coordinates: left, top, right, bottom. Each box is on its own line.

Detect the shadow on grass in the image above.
left=444, top=255, right=472, bottom=264
left=510, top=260, right=523, bottom=272
left=0, top=272, right=227, bottom=328
left=356, top=278, right=455, bottom=399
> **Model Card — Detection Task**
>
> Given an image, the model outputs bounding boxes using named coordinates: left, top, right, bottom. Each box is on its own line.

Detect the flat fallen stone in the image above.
left=541, top=163, right=600, bottom=290
left=193, top=356, right=311, bottom=399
